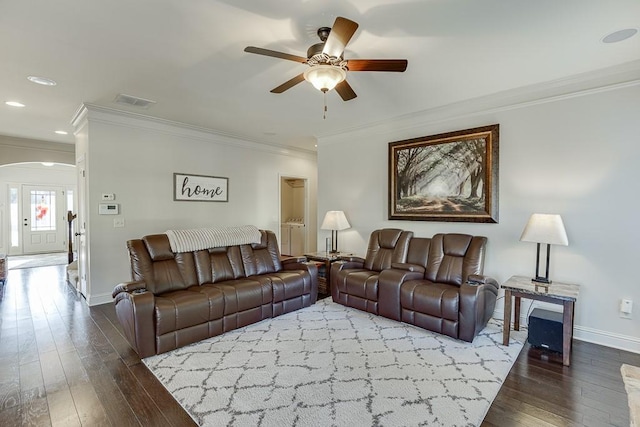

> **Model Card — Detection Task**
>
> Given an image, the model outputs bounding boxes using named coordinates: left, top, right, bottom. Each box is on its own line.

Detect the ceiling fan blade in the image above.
left=270, top=73, right=306, bottom=93
left=244, top=46, right=308, bottom=64
left=322, top=17, right=359, bottom=58
left=346, top=59, right=408, bottom=72
left=335, top=80, right=357, bottom=101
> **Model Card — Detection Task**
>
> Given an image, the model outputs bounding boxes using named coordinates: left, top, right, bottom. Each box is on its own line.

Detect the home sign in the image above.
left=173, top=173, right=228, bottom=202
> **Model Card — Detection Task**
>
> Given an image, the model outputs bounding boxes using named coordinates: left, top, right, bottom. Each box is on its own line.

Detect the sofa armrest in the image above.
left=339, top=256, right=365, bottom=264
left=281, top=256, right=307, bottom=264
left=112, top=280, right=147, bottom=298
left=113, top=286, right=156, bottom=358
left=378, top=267, right=425, bottom=321
left=458, top=275, right=499, bottom=342
left=467, top=274, right=499, bottom=287
left=390, top=262, right=426, bottom=274
left=281, top=260, right=319, bottom=303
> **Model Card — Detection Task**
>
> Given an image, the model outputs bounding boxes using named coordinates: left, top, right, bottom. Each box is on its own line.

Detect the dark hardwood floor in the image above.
left=0, top=264, right=636, bottom=426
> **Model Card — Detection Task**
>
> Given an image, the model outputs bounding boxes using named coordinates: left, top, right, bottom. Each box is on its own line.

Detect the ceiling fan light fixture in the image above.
left=304, top=65, right=346, bottom=92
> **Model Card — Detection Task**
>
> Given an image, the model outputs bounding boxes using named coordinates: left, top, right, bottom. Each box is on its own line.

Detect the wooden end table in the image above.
left=304, top=251, right=352, bottom=294
left=502, top=275, right=580, bottom=366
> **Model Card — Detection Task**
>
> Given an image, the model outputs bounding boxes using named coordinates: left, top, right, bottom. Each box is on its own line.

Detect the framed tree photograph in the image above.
left=388, top=124, right=499, bottom=223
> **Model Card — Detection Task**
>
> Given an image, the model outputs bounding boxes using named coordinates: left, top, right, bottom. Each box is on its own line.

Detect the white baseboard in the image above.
left=87, top=291, right=113, bottom=306
left=493, top=309, right=640, bottom=354
left=574, top=326, right=640, bottom=354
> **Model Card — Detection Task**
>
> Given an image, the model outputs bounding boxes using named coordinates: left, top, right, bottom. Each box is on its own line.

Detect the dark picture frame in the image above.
left=388, top=124, right=499, bottom=223
left=173, top=173, right=229, bottom=202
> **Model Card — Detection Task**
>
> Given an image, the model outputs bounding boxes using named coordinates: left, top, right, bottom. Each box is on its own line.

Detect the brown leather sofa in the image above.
left=331, top=229, right=498, bottom=342
left=112, top=229, right=318, bottom=358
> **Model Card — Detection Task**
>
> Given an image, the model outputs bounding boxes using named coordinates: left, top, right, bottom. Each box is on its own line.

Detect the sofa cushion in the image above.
left=194, top=246, right=245, bottom=284
left=262, top=271, right=312, bottom=301
left=129, top=235, right=198, bottom=294
left=400, top=280, right=460, bottom=338
left=343, top=270, right=380, bottom=300
left=209, top=279, right=272, bottom=314
left=155, top=290, right=211, bottom=335
left=240, top=231, right=283, bottom=276
left=363, top=229, right=413, bottom=272
left=425, top=234, right=486, bottom=286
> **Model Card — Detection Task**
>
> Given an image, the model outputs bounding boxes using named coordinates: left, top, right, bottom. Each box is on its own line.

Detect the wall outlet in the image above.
left=620, top=298, right=633, bottom=319
left=101, top=193, right=115, bottom=201
left=113, top=218, right=125, bottom=228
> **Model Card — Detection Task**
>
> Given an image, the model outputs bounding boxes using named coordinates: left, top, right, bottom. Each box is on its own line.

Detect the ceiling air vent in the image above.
left=114, top=93, right=156, bottom=109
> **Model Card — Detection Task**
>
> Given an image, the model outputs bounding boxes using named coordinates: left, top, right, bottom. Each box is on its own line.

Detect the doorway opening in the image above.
left=279, top=176, right=308, bottom=256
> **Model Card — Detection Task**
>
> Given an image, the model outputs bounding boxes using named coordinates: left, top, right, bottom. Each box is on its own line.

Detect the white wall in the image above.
left=0, top=136, right=74, bottom=166
left=73, top=106, right=318, bottom=305
left=317, top=80, right=640, bottom=352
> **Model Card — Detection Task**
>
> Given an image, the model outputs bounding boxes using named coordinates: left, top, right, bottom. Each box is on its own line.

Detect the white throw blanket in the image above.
left=165, top=225, right=262, bottom=253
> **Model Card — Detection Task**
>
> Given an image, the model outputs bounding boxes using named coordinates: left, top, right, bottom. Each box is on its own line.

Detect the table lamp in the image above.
left=519, top=213, right=568, bottom=285
left=321, top=210, right=350, bottom=253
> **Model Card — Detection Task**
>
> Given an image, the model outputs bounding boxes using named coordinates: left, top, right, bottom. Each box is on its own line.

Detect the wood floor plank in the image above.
left=1, top=263, right=637, bottom=426
left=128, top=362, right=198, bottom=426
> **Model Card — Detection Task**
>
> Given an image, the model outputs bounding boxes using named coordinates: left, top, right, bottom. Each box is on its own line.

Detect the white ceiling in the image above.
left=2, top=0, right=639, bottom=152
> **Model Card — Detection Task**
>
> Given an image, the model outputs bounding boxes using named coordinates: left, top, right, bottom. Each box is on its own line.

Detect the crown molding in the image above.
left=317, top=60, right=640, bottom=143
left=71, top=103, right=317, bottom=161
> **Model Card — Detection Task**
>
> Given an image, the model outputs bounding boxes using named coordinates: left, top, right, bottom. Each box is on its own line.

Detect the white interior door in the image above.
left=22, top=185, right=65, bottom=254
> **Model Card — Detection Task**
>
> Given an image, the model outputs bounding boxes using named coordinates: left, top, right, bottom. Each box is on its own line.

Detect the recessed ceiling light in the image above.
left=55, top=130, right=68, bottom=135
left=5, top=101, right=25, bottom=107
left=27, top=75, right=57, bottom=86
left=41, top=162, right=55, bottom=167
left=602, top=28, right=638, bottom=44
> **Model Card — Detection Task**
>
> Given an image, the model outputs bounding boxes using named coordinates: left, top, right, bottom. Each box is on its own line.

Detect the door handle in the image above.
left=74, top=232, right=84, bottom=236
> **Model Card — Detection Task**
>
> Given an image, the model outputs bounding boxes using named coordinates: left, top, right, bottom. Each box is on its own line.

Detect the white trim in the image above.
left=72, top=104, right=317, bottom=160
left=318, top=60, right=640, bottom=144
left=574, top=325, right=640, bottom=354
left=87, top=291, right=113, bottom=307
left=493, top=309, right=640, bottom=354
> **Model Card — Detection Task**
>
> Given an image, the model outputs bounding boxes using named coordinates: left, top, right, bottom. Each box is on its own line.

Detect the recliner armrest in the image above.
left=113, top=287, right=156, bottom=358
left=112, top=280, right=147, bottom=298
left=390, top=262, right=426, bottom=274
left=338, top=256, right=365, bottom=264
left=458, top=276, right=499, bottom=342
left=467, top=274, right=499, bottom=289
left=281, top=256, right=307, bottom=264
left=281, top=259, right=318, bottom=275
left=378, top=266, right=425, bottom=321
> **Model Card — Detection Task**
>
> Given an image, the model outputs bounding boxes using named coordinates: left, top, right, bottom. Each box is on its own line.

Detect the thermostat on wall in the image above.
left=99, top=203, right=119, bottom=215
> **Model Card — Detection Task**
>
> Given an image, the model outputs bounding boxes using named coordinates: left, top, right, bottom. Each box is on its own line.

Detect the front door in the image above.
left=22, top=185, right=66, bottom=254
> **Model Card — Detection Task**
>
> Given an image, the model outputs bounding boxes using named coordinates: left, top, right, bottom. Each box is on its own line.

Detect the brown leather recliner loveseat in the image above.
left=331, top=229, right=498, bottom=342
left=112, top=229, right=318, bottom=358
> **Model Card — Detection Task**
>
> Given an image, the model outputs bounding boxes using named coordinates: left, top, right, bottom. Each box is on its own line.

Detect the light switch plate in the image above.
left=113, top=218, right=125, bottom=228
left=101, top=193, right=115, bottom=201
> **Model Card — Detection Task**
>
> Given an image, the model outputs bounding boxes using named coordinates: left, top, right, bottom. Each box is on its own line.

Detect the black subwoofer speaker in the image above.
left=528, top=308, right=563, bottom=353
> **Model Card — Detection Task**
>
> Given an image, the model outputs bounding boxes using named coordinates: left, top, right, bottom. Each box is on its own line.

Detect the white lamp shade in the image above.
left=321, top=211, right=350, bottom=231
left=520, top=213, right=568, bottom=246
left=303, top=65, right=346, bottom=92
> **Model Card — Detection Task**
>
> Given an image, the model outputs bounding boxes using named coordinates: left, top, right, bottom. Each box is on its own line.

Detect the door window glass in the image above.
left=31, top=190, right=56, bottom=231
left=10, top=187, right=19, bottom=247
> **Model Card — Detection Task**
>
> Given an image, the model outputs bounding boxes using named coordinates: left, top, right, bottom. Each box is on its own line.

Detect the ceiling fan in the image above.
left=244, top=16, right=408, bottom=101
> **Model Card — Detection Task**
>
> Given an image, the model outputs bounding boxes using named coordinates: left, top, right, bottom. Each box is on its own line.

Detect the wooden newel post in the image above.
left=67, top=210, right=77, bottom=264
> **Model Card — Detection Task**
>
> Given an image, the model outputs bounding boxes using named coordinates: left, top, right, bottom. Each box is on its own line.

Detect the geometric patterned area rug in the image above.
left=144, top=299, right=525, bottom=427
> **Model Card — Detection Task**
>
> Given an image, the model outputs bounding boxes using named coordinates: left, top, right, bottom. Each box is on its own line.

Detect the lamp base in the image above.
left=532, top=276, right=552, bottom=286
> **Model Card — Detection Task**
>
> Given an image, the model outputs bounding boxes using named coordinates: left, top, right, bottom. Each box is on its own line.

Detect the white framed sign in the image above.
left=173, top=173, right=228, bottom=202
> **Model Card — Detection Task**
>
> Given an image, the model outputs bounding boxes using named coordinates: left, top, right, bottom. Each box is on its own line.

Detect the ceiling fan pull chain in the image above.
left=323, top=90, right=327, bottom=120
